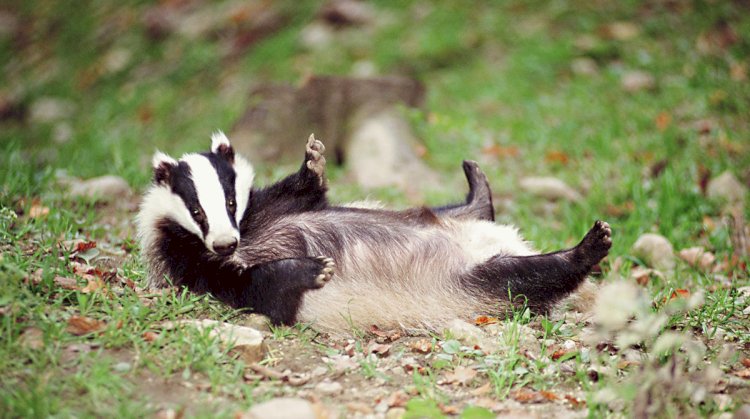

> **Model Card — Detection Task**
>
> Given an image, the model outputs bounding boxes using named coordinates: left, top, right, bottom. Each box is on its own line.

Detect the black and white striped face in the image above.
left=141, top=132, right=254, bottom=256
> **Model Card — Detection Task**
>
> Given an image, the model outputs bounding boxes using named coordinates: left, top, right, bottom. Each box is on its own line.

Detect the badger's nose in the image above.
left=213, top=238, right=238, bottom=256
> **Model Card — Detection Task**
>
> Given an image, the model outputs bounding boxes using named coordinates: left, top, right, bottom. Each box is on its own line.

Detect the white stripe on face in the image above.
left=181, top=154, right=240, bottom=252
left=233, top=154, right=254, bottom=225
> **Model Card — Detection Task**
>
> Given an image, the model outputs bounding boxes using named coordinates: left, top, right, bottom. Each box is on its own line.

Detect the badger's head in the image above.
left=137, top=132, right=254, bottom=265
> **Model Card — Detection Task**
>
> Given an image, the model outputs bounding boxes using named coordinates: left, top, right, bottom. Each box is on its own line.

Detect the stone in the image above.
left=162, top=319, right=266, bottom=363
left=446, top=319, right=499, bottom=352
left=622, top=70, right=656, bottom=92
left=29, top=97, right=74, bottom=123
left=631, top=233, right=675, bottom=271
left=347, top=109, right=439, bottom=191
left=707, top=171, right=747, bottom=204
left=519, top=177, right=582, bottom=202
left=314, top=380, right=343, bottom=395
left=68, top=175, right=132, bottom=202
left=244, top=397, right=317, bottom=419
left=571, top=57, right=599, bottom=76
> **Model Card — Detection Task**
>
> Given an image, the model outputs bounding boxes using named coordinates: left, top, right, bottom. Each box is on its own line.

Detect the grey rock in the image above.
left=446, top=319, right=499, bottom=352
left=347, top=109, right=439, bottom=191
left=314, top=380, right=343, bottom=395
left=519, top=177, right=582, bottom=202
left=29, top=97, right=75, bottom=123
left=632, top=233, right=675, bottom=270
left=622, top=70, right=656, bottom=92
left=707, top=171, right=747, bottom=204
left=162, top=319, right=266, bottom=363
left=68, top=175, right=132, bottom=202
left=245, top=397, right=317, bottom=419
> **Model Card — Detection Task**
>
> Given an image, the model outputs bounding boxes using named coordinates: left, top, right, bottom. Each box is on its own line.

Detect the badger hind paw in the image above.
left=576, top=220, right=612, bottom=267
left=313, top=256, right=335, bottom=288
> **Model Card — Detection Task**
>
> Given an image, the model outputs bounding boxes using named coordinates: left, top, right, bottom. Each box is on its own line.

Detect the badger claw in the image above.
left=313, top=256, right=335, bottom=287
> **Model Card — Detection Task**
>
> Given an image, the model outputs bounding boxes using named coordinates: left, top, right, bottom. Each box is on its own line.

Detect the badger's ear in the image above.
left=152, top=151, right=177, bottom=185
left=211, top=131, right=235, bottom=164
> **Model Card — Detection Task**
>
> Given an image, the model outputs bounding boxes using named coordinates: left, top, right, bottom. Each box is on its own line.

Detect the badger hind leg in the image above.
left=247, top=256, right=335, bottom=325
left=464, top=220, right=611, bottom=313
left=433, top=160, right=495, bottom=221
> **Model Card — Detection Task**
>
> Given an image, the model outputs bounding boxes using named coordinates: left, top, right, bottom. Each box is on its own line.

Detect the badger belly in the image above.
left=296, top=218, right=536, bottom=332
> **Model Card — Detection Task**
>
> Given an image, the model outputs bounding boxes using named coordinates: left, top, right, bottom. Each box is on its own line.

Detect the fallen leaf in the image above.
left=66, top=315, right=106, bottom=336
left=564, top=395, right=586, bottom=408
left=599, top=21, right=640, bottom=40
left=617, top=360, right=642, bottom=369
left=742, top=358, right=750, bottom=368
left=444, top=366, right=477, bottom=386
left=482, top=144, right=520, bottom=159
left=143, top=331, right=159, bottom=342
left=545, top=150, right=569, bottom=165
left=511, top=389, right=543, bottom=404
left=734, top=368, right=750, bottom=379
left=471, top=382, right=492, bottom=396
left=53, top=276, right=79, bottom=290
left=438, top=404, right=459, bottom=415
left=408, top=339, right=432, bottom=354
left=551, top=349, right=572, bottom=361
left=75, top=241, right=97, bottom=252
left=678, top=247, right=716, bottom=271
left=474, top=315, right=498, bottom=326
left=369, top=325, right=401, bottom=342
left=29, top=204, right=50, bottom=218
left=382, top=391, right=409, bottom=408
left=367, top=341, right=391, bottom=357
left=730, top=62, right=747, bottom=82
left=671, top=289, right=690, bottom=300
left=19, top=327, right=44, bottom=350
left=655, top=112, right=672, bottom=132
left=81, top=278, right=105, bottom=294
left=540, top=390, right=559, bottom=401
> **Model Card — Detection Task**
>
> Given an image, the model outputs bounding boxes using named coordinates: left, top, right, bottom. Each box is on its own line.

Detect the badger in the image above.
left=137, top=132, right=611, bottom=332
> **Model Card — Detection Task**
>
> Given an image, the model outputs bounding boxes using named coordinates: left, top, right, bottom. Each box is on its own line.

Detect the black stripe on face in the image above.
left=203, top=152, right=238, bottom=228
left=169, top=161, right=210, bottom=237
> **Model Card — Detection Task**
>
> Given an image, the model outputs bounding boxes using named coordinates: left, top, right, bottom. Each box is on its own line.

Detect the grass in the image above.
left=1, top=0, right=749, bottom=416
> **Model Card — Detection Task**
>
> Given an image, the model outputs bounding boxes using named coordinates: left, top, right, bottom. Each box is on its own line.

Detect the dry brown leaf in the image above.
left=678, top=247, right=716, bottom=271
left=52, top=275, right=79, bottom=290
left=66, top=315, right=106, bottom=336
left=540, top=390, right=559, bottom=401
left=551, top=349, right=572, bottom=361
left=408, top=339, right=432, bottom=354
left=742, top=358, right=750, bottom=368
left=367, top=341, right=391, bottom=357
left=734, top=368, right=750, bottom=379
left=655, top=112, right=672, bottom=132
left=482, top=144, right=520, bottom=159
left=81, top=278, right=105, bottom=294
left=511, top=389, right=543, bottom=404
left=369, top=325, right=401, bottom=342
left=617, top=360, right=642, bottom=369
left=471, top=382, right=492, bottom=396
left=29, top=204, right=50, bottom=218
left=444, top=366, right=478, bottom=386
left=438, top=404, right=459, bottom=415
left=143, top=331, right=159, bottom=342
left=75, top=241, right=97, bottom=252
left=20, top=327, right=44, bottom=350
left=474, top=315, right=498, bottom=326
left=545, top=150, right=570, bottom=165
left=565, top=395, right=586, bottom=408
left=381, top=391, right=409, bottom=408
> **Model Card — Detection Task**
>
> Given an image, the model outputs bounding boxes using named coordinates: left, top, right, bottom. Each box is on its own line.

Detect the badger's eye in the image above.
left=192, top=208, right=201, bottom=216
left=227, top=198, right=236, bottom=211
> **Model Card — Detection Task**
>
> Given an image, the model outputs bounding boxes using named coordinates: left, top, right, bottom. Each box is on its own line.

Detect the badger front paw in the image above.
left=312, top=256, right=335, bottom=288
left=305, top=134, right=326, bottom=186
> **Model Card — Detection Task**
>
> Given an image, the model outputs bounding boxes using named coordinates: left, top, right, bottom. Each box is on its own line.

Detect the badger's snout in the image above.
left=212, top=237, right=238, bottom=256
